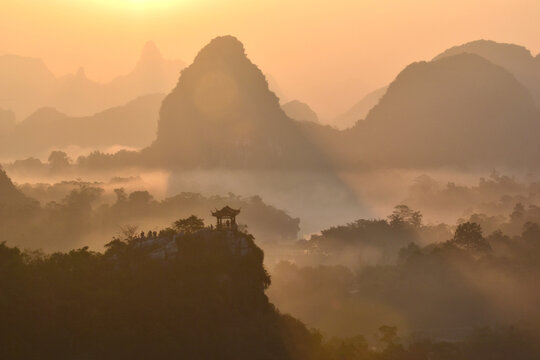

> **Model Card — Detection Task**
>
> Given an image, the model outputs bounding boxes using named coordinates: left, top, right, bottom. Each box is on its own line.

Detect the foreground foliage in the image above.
left=0, top=226, right=322, bottom=359
left=2, top=217, right=540, bottom=359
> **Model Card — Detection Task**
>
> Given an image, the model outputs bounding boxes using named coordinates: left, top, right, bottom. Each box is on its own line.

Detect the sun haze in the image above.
left=2, top=0, right=540, bottom=118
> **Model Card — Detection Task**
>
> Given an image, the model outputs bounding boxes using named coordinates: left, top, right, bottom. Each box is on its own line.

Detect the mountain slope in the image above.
left=344, top=53, right=540, bottom=167
left=147, top=36, right=328, bottom=169
left=334, top=39, right=540, bottom=131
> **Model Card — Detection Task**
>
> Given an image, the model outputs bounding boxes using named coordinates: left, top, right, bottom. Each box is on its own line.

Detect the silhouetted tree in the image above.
left=47, top=150, right=71, bottom=170
left=388, top=205, right=422, bottom=228
left=174, top=215, right=205, bottom=233
left=452, top=222, right=491, bottom=251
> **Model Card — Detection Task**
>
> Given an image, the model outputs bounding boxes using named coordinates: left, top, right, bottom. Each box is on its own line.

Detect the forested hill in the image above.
left=0, top=225, right=323, bottom=359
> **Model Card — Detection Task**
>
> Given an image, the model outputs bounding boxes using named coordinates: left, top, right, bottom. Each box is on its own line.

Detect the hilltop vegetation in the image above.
left=0, top=169, right=300, bottom=251
left=0, top=225, right=324, bottom=359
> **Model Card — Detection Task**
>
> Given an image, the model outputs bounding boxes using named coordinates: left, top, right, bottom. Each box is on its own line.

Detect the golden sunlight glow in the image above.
left=93, top=0, right=184, bottom=11
left=3, top=0, right=540, bottom=119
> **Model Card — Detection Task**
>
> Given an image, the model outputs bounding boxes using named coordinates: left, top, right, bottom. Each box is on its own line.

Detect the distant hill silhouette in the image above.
left=342, top=53, right=540, bottom=167
left=0, top=94, right=164, bottom=159
left=434, top=40, right=540, bottom=105
left=332, top=86, right=387, bottom=129
left=333, top=39, right=540, bottom=131
left=104, top=41, right=184, bottom=103
left=0, top=42, right=183, bottom=119
left=302, top=53, right=540, bottom=168
left=145, top=36, right=328, bottom=169
left=0, top=55, right=56, bottom=120
left=281, top=100, right=319, bottom=124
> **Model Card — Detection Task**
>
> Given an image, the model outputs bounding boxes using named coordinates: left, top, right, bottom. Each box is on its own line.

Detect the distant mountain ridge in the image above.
left=14, top=36, right=540, bottom=172
left=0, top=94, right=164, bottom=160
left=281, top=100, right=319, bottom=124
left=0, top=42, right=184, bottom=119
left=332, top=87, right=387, bottom=129
left=434, top=39, right=540, bottom=106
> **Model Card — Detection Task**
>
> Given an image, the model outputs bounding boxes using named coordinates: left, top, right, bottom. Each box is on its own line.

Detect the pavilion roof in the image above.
left=211, top=206, right=240, bottom=217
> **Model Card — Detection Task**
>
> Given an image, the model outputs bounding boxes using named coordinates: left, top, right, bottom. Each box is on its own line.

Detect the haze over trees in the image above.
left=0, top=170, right=300, bottom=251
left=269, top=208, right=540, bottom=344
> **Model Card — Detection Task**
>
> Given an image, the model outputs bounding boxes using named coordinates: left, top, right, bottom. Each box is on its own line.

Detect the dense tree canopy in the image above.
left=0, top=226, right=326, bottom=359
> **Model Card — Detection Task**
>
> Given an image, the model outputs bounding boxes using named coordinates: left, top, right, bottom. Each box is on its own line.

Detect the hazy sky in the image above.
left=2, top=0, right=540, bottom=119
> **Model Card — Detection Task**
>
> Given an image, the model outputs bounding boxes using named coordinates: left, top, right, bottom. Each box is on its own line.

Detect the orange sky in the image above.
left=1, top=0, right=540, bottom=119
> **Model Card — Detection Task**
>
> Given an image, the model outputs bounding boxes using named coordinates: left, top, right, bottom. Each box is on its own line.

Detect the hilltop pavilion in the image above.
left=212, top=206, right=240, bottom=230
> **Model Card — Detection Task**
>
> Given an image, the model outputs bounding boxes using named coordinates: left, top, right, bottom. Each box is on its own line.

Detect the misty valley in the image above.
left=3, top=21, right=540, bottom=360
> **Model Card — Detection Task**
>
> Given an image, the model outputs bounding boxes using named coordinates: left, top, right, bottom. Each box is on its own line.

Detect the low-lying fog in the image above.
left=7, top=160, right=538, bottom=239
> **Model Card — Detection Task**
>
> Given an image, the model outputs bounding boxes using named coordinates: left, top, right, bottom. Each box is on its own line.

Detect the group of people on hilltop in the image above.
left=139, top=230, right=158, bottom=240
